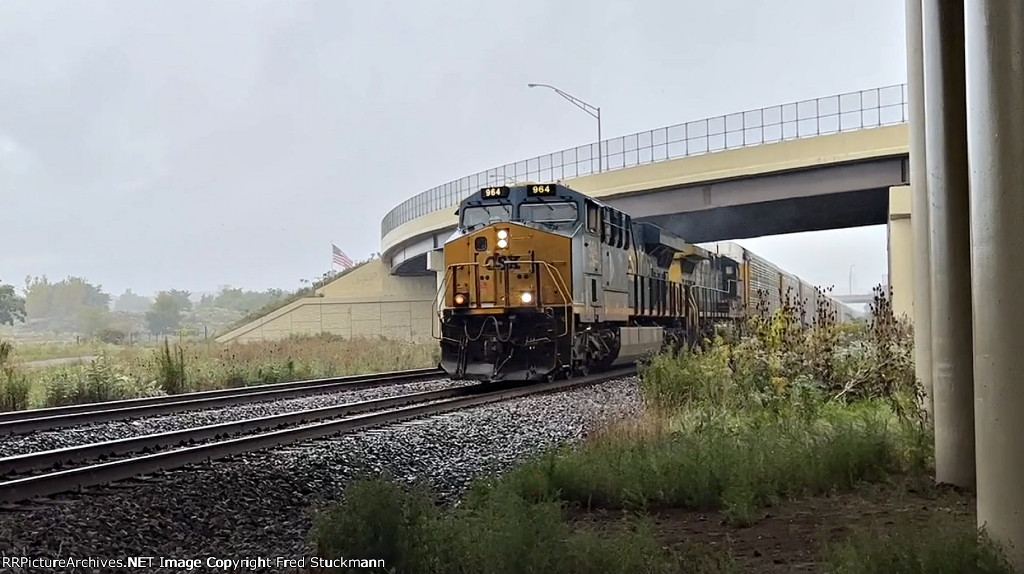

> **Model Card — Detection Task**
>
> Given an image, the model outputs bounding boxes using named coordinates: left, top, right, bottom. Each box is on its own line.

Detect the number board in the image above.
left=480, top=186, right=510, bottom=199
left=527, top=183, right=557, bottom=196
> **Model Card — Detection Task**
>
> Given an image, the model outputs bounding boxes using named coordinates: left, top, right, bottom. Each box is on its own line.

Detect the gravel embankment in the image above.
left=0, top=378, right=468, bottom=459
left=0, top=378, right=642, bottom=570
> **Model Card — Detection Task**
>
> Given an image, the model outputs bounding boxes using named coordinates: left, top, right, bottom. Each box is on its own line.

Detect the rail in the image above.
left=0, top=366, right=637, bottom=505
left=0, top=368, right=443, bottom=435
left=381, top=84, right=909, bottom=238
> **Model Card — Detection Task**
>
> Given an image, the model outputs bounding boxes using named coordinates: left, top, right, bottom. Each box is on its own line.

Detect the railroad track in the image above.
left=0, top=366, right=636, bottom=505
left=0, top=367, right=443, bottom=435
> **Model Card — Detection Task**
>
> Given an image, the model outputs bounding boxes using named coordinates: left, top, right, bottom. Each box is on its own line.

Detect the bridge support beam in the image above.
left=923, top=0, right=975, bottom=489
left=965, top=1, right=1024, bottom=566
left=886, top=185, right=913, bottom=320
left=906, top=0, right=933, bottom=422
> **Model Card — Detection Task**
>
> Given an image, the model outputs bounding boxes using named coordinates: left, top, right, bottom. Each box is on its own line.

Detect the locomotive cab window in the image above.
left=586, top=201, right=600, bottom=233
left=519, top=201, right=578, bottom=228
left=461, top=204, right=512, bottom=230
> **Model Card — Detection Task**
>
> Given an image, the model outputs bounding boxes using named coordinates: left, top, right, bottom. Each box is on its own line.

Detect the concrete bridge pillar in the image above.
left=965, top=1, right=1024, bottom=566
left=906, top=0, right=933, bottom=421
left=922, top=0, right=976, bottom=489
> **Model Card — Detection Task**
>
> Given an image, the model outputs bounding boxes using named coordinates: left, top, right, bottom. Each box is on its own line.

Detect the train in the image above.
left=433, top=182, right=843, bottom=382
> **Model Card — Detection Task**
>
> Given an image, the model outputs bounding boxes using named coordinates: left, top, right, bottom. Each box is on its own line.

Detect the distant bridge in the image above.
left=834, top=293, right=874, bottom=305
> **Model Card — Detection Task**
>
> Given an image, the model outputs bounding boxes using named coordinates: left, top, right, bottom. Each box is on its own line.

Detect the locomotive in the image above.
left=433, top=182, right=838, bottom=382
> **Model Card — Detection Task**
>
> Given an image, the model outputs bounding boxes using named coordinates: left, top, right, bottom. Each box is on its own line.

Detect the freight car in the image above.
left=697, top=242, right=842, bottom=326
left=433, top=182, right=840, bottom=382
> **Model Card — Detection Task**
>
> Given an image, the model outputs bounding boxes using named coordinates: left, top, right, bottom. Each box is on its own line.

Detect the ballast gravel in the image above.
left=0, top=378, right=467, bottom=459
left=0, top=378, right=642, bottom=570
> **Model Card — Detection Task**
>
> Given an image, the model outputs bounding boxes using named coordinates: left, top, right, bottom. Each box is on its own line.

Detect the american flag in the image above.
left=332, top=244, right=354, bottom=270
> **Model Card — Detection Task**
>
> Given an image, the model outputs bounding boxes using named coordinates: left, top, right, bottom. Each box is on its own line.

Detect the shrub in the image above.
left=40, top=353, right=164, bottom=407
left=641, top=285, right=922, bottom=423
left=312, top=477, right=441, bottom=572
left=0, top=339, right=12, bottom=366
left=639, top=342, right=735, bottom=412
left=500, top=399, right=929, bottom=525
left=824, top=518, right=1015, bottom=574
left=95, top=328, right=127, bottom=345
left=511, top=287, right=933, bottom=526
left=0, top=366, right=31, bottom=411
left=311, top=476, right=731, bottom=574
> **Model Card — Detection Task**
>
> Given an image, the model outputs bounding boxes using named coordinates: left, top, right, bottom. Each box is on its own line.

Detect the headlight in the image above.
left=454, top=293, right=467, bottom=305
left=520, top=292, right=533, bottom=304
left=497, top=238, right=508, bottom=249
left=497, top=229, right=508, bottom=239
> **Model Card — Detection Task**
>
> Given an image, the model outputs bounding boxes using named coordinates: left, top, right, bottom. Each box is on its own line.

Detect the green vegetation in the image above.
left=0, top=278, right=26, bottom=326
left=310, top=288, right=1016, bottom=573
left=824, top=518, right=1014, bottom=574
left=311, top=477, right=732, bottom=574
left=0, top=339, right=31, bottom=411
left=6, top=271, right=362, bottom=344
left=501, top=399, right=928, bottom=527
left=22, top=275, right=112, bottom=334
left=0, top=334, right=439, bottom=411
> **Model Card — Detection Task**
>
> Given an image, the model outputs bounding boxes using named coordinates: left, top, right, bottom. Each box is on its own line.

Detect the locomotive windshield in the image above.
left=461, top=204, right=512, bottom=230
left=519, top=201, right=578, bottom=229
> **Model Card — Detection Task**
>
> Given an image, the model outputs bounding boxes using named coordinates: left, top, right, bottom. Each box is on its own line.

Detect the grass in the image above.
left=6, top=339, right=119, bottom=363
left=0, top=334, right=439, bottom=411
left=309, top=288, right=1019, bottom=572
left=311, top=476, right=737, bottom=574
left=499, top=400, right=930, bottom=526
left=823, top=518, right=1016, bottom=574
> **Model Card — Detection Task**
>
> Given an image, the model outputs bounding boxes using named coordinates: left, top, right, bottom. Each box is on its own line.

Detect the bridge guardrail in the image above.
left=381, top=84, right=909, bottom=239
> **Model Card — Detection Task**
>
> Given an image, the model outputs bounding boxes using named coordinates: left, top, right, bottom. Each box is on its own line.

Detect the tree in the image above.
left=146, top=292, right=183, bottom=335
left=77, top=307, right=112, bottom=336
left=23, top=275, right=53, bottom=319
left=23, top=276, right=110, bottom=320
left=165, top=289, right=193, bottom=313
left=114, top=289, right=152, bottom=313
left=0, top=279, right=26, bottom=326
left=207, top=286, right=285, bottom=313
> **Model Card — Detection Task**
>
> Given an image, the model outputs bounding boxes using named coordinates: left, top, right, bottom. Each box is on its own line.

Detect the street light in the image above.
left=528, top=83, right=603, bottom=173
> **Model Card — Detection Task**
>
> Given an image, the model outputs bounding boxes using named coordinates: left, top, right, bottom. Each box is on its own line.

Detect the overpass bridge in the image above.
left=221, top=84, right=914, bottom=342
left=380, top=83, right=913, bottom=316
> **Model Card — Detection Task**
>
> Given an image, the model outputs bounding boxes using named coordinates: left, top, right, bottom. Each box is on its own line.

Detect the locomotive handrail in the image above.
left=431, top=265, right=455, bottom=340
left=689, top=284, right=733, bottom=296
left=432, top=260, right=574, bottom=342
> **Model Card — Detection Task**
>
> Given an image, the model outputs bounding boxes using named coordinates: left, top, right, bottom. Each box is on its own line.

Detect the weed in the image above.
left=311, top=476, right=734, bottom=574
left=0, top=335, right=437, bottom=411
left=824, top=517, right=1016, bottom=574
left=156, top=339, right=187, bottom=394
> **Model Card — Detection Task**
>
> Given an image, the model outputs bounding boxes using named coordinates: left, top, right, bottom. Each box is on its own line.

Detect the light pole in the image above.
left=528, top=83, right=602, bottom=173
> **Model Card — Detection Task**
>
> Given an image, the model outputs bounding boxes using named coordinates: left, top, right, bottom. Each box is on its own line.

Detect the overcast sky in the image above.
left=0, top=0, right=905, bottom=297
